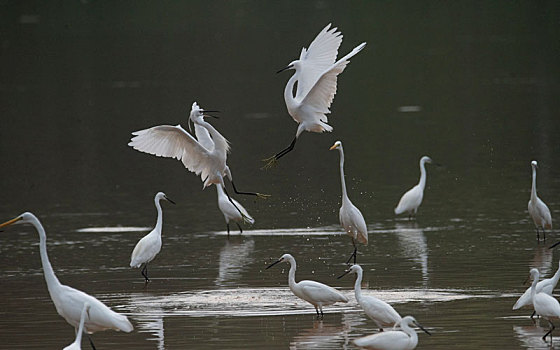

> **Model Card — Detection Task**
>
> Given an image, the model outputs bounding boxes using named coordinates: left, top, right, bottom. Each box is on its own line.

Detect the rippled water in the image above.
left=1, top=1, right=560, bottom=349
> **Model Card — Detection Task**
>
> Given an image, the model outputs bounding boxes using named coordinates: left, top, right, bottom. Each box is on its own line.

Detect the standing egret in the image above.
left=330, top=141, right=367, bottom=264
left=0, top=213, right=133, bottom=348
left=63, top=303, right=90, bottom=350
left=353, top=315, right=431, bottom=350
left=266, top=253, right=348, bottom=318
left=527, top=160, right=552, bottom=241
left=130, top=192, right=175, bottom=283
left=394, top=156, right=433, bottom=219
left=529, top=268, right=560, bottom=342
left=128, top=102, right=269, bottom=203
left=513, top=260, right=560, bottom=318
left=338, top=265, right=401, bottom=331
left=216, top=184, right=254, bottom=236
left=263, top=24, right=366, bottom=167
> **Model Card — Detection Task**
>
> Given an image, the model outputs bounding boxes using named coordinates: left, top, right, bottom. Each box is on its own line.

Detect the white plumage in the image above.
left=264, top=24, right=366, bottom=165
left=130, top=192, right=174, bottom=282
left=0, top=213, right=133, bottom=341
left=353, top=316, right=430, bottom=350
left=528, top=160, right=552, bottom=241
left=395, top=156, right=432, bottom=218
left=529, top=268, right=560, bottom=342
left=339, top=265, right=401, bottom=331
left=216, top=184, right=255, bottom=236
left=330, top=140, right=368, bottom=264
left=266, top=253, right=348, bottom=317
left=513, top=260, right=560, bottom=312
left=63, top=303, right=89, bottom=350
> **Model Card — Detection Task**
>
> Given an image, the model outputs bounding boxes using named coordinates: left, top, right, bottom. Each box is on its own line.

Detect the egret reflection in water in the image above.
left=531, top=246, right=553, bottom=277
left=215, top=238, right=255, bottom=287
left=394, top=223, right=429, bottom=285
left=289, top=312, right=363, bottom=350
left=513, top=324, right=559, bottom=350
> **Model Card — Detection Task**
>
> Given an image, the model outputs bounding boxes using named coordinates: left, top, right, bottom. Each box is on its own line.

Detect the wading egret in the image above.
left=128, top=102, right=269, bottom=202
left=353, top=315, right=431, bottom=350
left=513, top=260, right=560, bottom=318
left=216, top=184, right=254, bottom=236
left=527, top=161, right=552, bottom=241
left=330, top=141, right=368, bottom=264
left=394, top=156, right=433, bottom=219
left=63, top=303, right=90, bottom=350
left=0, top=213, right=133, bottom=347
left=130, top=192, right=175, bottom=283
left=263, top=24, right=366, bottom=167
left=529, top=268, right=560, bottom=342
left=266, top=253, right=348, bottom=318
left=338, top=265, right=401, bottom=331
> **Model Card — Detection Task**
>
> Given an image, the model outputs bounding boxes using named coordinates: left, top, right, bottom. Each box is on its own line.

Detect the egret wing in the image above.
left=299, top=280, right=348, bottom=303
left=129, top=125, right=213, bottom=180
left=296, top=24, right=343, bottom=100
left=354, top=331, right=409, bottom=348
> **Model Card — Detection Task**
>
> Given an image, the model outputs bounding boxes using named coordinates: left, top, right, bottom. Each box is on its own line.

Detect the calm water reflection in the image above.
left=1, top=1, right=560, bottom=349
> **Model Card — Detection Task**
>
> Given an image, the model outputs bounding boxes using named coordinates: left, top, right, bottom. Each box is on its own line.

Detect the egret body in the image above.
left=528, top=160, right=552, bottom=241
left=529, top=268, right=560, bottom=342
left=353, top=315, right=431, bottom=350
left=63, top=303, right=90, bottom=350
left=395, top=156, right=432, bottom=219
left=216, top=184, right=255, bottom=236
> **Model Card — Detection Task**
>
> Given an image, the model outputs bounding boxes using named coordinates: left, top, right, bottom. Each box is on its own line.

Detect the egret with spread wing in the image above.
left=263, top=24, right=366, bottom=167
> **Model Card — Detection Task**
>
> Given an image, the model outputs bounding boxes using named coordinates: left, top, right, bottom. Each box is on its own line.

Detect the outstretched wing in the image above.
left=128, top=124, right=213, bottom=179
left=296, top=24, right=343, bottom=100
left=300, top=42, right=366, bottom=116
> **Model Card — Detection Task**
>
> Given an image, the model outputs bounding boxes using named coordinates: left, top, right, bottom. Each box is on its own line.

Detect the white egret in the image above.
left=353, top=315, right=431, bottom=350
left=338, top=265, right=401, bottom=331
left=266, top=253, right=348, bottom=318
left=527, top=160, right=552, bottom=241
left=63, top=303, right=90, bottom=350
left=130, top=192, right=175, bottom=282
left=529, top=268, right=560, bottom=342
left=513, top=260, right=560, bottom=318
left=128, top=102, right=269, bottom=202
left=263, top=24, right=366, bottom=166
left=394, top=156, right=433, bottom=219
left=216, top=184, right=254, bottom=236
left=330, top=141, right=368, bottom=264
left=0, top=213, right=133, bottom=348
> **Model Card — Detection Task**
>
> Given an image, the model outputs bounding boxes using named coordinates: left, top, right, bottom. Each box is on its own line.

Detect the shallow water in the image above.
left=1, top=1, right=560, bottom=349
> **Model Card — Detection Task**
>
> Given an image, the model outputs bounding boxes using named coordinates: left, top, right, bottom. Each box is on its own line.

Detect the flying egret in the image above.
left=353, top=315, right=431, bottom=350
left=338, top=265, right=401, bottom=331
left=130, top=192, right=175, bottom=283
left=513, top=260, right=560, bottom=318
left=266, top=253, right=348, bottom=318
left=330, top=141, right=368, bottom=264
left=529, top=268, right=560, bottom=342
left=63, top=303, right=90, bottom=350
left=0, top=213, right=133, bottom=348
left=128, top=102, right=269, bottom=203
left=527, top=160, right=552, bottom=242
left=216, top=184, right=254, bottom=236
left=263, top=24, right=366, bottom=167
left=394, top=156, right=433, bottom=219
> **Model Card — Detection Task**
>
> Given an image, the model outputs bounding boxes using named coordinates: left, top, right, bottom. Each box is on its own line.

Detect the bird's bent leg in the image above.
left=88, top=336, right=97, bottom=350
left=231, top=181, right=270, bottom=199
left=262, top=137, right=297, bottom=169
left=531, top=310, right=536, bottom=321
left=141, top=264, right=150, bottom=283
left=236, top=222, right=243, bottom=234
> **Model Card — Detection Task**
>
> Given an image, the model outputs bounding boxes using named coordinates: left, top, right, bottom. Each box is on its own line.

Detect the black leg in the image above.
left=222, top=185, right=245, bottom=218
left=544, top=228, right=547, bottom=241
left=231, top=181, right=269, bottom=199
left=262, top=137, right=297, bottom=168
left=537, top=227, right=540, bottom=241
left=531, top=310, right=536, bottom=320
left=227, top=223, right=230, bottom=238
left=141, top=264, right=150, bottom=283
left=88, top=335, right=97, bottom=350
left=236, top=222, right=243, bottom=234
left=542, top=319, right=555, bottom=342
left=346, top=239, right=357, bottom=265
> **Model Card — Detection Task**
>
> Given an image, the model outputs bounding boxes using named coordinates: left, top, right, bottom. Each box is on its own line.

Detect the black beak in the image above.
left=337, top=269, right=351, bottom=279
left=276, top=64, right=293, bottom=74
left=266, top=259, right=283, bottom=269
left=414, top=321, right=431, bottom=336
left=165, top=196, right=176, bottom=205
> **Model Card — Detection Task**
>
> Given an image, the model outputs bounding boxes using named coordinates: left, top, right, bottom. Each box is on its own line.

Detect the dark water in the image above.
left=1, top=1, right=560, bottom=349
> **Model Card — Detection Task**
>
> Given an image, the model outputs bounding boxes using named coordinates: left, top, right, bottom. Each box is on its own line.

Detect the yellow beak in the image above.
left=0, top=216, right=23, bottom=228
left=329, top=144, right=338, bottom=151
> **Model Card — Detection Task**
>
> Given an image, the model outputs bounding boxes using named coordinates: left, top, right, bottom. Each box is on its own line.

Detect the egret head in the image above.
left=188, top=102, right=220, bottom=132
left=277, top=60, right=299, bottom=74
left=329, top=140, right=343, bottom=151
left=0, top=212, right=35, bottom=229
left=530, top=268, right=540, bottom=280
left=421, top=156, right=432, bottom=164
left=266, top=253, right=294, bottom=269
left=531, top=160, right=538, bottom=168
left=402, top=316, right=431, bottom=335
left=337, top=264, right=362, bottom=279
left=155, top=192, right=176, bottom=205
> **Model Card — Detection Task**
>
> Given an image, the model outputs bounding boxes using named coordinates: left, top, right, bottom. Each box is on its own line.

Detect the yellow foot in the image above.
left=261, top=156, right=279, bottom=170
left=256, top=192, right=271, bottom=200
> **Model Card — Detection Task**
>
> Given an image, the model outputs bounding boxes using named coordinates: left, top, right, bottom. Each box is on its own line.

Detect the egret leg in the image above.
left=315, top=306, right=320, bottom=318
left=88, top=336, right=97, bottom=350
left=536, top=227, right=540, bottom=241
left=543, top=228, right=546, bottom=241
left=262, top=137, right=297, bottom=169
left=345, top=239, right=357, bottom=265
left=222, top=186, right=250, bottom=222
left=231, top=181, right=270, bottom=199
left=141, top=264, right=150, bottom=283
left=542, top=319, right=555, bottom=342
left=236, top=222, right=243, bottom=234
left=227, top=223, right=230, bottom=238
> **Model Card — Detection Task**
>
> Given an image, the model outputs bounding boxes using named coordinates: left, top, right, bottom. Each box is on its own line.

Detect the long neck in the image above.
left=216, top=184, right=225, bottom=198
left=353, top=270, right=363, bottom=302
left=531, top=167, right=537, bottom=200
left=32, top=217, right=61, bottom=295
left=531, top=272, right=539, bottom=300
left=284, top=73, right=299, bottom=112
left=401, top=320, right=418, bottom=342
left=197, top=120, right=229, bottom=157
left=154, top=197, right=163, bottom=233
left=287, top=259, right=297, bottom=291
left=418, top=159, right=427, bottom=188
left=338, top=147, right=348, bottom=201
left=551, top=263, right=560, bottom=286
